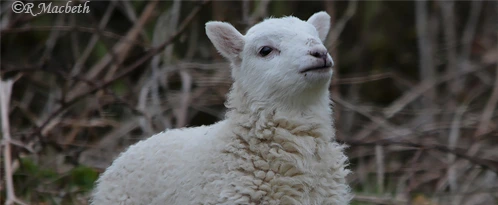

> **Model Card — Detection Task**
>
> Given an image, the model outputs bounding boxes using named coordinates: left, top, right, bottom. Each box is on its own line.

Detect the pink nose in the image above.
left=310, top=49, right=333, bottom=67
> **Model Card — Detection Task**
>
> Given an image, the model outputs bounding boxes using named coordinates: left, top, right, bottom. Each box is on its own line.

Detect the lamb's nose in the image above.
left=310, top=50, right=327, bottom=59
left=310, top=49, right=332, bottom=67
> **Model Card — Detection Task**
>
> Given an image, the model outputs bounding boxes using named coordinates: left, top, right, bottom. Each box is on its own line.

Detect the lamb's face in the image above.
left=206, top=12, right=333, bottom=106
left=241, top=15, right=333, bottom=92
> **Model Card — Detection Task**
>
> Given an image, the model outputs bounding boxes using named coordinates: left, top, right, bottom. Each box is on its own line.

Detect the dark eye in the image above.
left=259, top=46, right=273, bottom=57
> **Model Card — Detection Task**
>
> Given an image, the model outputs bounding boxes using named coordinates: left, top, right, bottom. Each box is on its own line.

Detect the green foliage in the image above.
left=68, top=166, right=100, bottom=191
left=93, top=41, right=109, bottom=59
left=10, top=157, right=99, bottom=204
left=111, top=80, right=127, bottom=96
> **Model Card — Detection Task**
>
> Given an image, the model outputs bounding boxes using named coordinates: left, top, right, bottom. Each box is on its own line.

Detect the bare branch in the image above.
left=415, top=0, right=437, bottom=124
left=474, top=62, right=498, bottom=137
left=28, top=0, right=210, bottom=141
left=440, top=0, right=460, bottom=93
left=1, top=77, right=28, bottom=205
left=71, top=1, right=117, bottom=75
left=68, top=0, right=159, bottom=100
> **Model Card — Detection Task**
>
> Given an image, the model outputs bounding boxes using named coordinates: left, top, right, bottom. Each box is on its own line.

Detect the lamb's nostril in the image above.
left=310, top=50, right=327, bottom=59
left=311, top=51, right=323, bottom=58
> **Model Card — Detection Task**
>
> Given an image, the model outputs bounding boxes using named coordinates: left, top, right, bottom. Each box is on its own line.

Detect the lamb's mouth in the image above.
left=300, top=65, right=331, bottom=73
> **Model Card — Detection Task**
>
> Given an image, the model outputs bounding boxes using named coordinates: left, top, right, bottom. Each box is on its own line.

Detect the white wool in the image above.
left=91, top=11, right=351, bottom=205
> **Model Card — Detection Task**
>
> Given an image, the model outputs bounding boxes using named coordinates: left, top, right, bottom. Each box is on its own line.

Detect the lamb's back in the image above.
left=91, top=120, right=229, bottom=205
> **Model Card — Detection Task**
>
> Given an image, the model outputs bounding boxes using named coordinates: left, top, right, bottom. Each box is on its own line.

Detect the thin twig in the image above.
left=460, top=0, right=482, bottom=61
left=174, top=70, right=192, bottom=127
left=375, top=144, right=385, bottom=193
left=384, top=67, right=483, bottom=118
left=447, top=102, right=467, bottom=195
left=69, top=0, right=159, bottom=99
left=341, top=138, right=498, bottom=174
left=71, top=1, right=117, bottom=75
left=248, top=0, right=271, bottom=26
left=415, top=0, right=436, bottom=124
left=328, top=0, right=357, bottom=45
left=41, top=14, right=64, bottom=62
left=353, top=66, right=486, bottom=140
left=27, top=0, right=210, bottom=140
left=353, top=194, right=407, bottom=205
left=1, top=77, right=28, bottom=205
left=440, top=1, right=460, bottom=94
left=474, top=46, right=498, bottom=137
left=119, top=0, right=150, bottom=42
left=333, top=72, right=391, bottom=85
left=1, top=26, right=147, bottom=48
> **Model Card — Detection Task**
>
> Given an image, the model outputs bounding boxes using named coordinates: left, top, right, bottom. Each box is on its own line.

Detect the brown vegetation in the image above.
left=1, top=1, right=497, bottom=204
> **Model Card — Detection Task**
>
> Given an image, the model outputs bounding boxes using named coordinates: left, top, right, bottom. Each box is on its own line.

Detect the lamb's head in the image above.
left=206, top=12, right=333, bottom=110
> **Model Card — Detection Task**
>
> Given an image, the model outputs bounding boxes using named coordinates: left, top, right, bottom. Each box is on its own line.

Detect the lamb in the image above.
left=90, top=11, right=351, bottom=205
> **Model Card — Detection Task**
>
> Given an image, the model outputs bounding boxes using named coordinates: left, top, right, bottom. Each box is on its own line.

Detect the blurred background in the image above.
left=1, top=0, right=497, bottom=204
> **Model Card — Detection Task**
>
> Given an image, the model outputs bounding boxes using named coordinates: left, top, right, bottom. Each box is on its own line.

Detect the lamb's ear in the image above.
left=307, top=11, right=331, bottom=42
left=205, top=21, right=244, bottom=60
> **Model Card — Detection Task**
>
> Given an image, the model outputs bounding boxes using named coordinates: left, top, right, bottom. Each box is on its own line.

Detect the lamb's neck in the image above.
left=229, top=81, right=331, bottom=111
left=225, top=83, right=335, bottom=142
left=223, top=83, right=339, bottom=176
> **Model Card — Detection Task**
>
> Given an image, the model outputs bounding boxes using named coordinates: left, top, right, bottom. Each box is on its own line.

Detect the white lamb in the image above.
left=91, top=11, right=351, bottom=205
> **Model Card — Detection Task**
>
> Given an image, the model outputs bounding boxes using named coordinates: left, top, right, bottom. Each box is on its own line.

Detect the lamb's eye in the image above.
left=259, top=46, right=273, bottom=57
